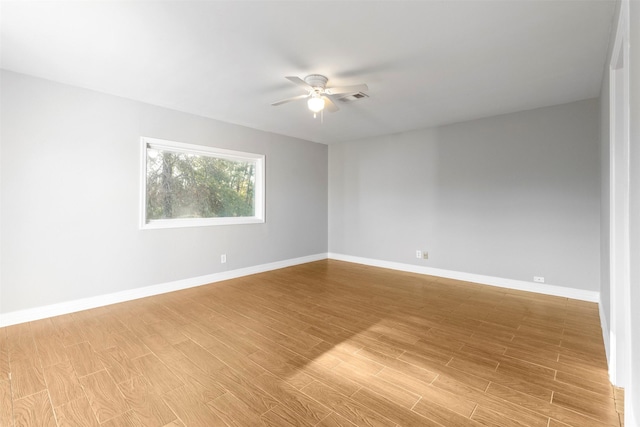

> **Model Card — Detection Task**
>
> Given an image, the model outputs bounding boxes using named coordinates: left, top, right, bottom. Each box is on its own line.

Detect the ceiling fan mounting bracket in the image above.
left=304, top=74, right=328, bottom=90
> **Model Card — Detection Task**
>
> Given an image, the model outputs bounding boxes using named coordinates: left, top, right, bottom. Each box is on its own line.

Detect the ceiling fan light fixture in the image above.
left=307, top=95, right=325, bottom=113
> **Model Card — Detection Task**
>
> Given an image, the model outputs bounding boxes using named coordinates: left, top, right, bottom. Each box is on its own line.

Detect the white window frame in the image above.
left=140, top=137, right=265, bottom=229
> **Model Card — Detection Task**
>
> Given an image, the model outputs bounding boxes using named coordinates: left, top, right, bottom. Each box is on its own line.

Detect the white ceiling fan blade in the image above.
left=323, top=96, right=339, bottom=113
left=271, top=93, right=309, bottom=106
left=325, top=83, right=368, bottom=95
left=285, top=76, right=313, bottom=90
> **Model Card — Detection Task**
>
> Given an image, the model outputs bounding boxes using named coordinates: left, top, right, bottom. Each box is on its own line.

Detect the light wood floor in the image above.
left=0, top=260, right=624, bottom=426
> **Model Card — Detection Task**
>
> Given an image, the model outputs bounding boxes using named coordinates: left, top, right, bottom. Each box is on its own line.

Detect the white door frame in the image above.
left=609, top=0, right=631, bottom=388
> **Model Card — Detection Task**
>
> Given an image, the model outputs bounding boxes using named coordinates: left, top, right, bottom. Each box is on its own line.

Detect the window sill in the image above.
left=141, top=216, right=265, bottom=230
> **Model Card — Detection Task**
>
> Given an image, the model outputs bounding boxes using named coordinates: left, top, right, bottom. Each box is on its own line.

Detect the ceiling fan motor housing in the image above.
left=304, top=74, right=328, bottom=90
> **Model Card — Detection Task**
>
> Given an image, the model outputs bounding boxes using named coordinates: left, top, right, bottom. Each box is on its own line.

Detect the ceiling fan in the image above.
left=271, top=74, right=368, bottom=117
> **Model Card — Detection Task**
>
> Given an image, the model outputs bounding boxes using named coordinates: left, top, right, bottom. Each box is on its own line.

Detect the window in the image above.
left=141, top=137, right=264, bottom=229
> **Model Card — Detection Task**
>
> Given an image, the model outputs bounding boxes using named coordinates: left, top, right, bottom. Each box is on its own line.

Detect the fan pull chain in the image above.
left=312, top=111, right=324, bottom=124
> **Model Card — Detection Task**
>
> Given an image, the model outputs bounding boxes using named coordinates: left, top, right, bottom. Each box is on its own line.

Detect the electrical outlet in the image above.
left=533, top=276, right=545, bottom=283
left=416, top=250, right=422, bottom=259
left=221, top=254, right=227, bottom=264
left=423, top=251, right=428, bottom=259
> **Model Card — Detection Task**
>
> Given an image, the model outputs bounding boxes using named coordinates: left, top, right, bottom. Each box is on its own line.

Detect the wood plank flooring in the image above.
left=0, top=260, right=623, bottom=426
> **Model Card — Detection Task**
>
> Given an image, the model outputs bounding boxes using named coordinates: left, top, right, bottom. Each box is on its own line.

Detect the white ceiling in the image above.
left=1, top=0, right=616, bottom=144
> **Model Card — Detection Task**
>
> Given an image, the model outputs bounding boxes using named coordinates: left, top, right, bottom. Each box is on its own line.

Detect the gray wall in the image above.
left=0, top=70, right=328, bottom=313
left=329, top=99, right=601, bottom=292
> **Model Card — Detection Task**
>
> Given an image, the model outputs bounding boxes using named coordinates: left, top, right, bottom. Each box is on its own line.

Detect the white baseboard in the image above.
left=1, top=252, right=601, bottom=327
left=328, top=253, right=600, bottom=302
left=0, top=253, right=328, bottom=327
left=599, top=296, right=611, bottom=376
